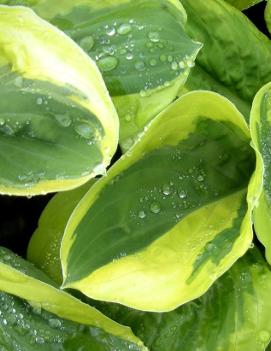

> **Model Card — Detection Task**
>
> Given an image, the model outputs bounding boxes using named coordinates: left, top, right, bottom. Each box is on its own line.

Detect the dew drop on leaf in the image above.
left=150, top=202, right=161, bottom=214
left=36, top=97, right=43, bottom=105
left=97, top=56, right=118, bottom=72
left=14, top=76, right=23, bottom=88
left=135, top=61, right=145, bottom=71
left=179, top=190, right=187, bottom=199
left=79, top=35, right=94, bottom=51
left=55, top=113, right=72, bottom=127
left=148, top=31, right=160, bottom=43
left=105, top=26, right=116, bottom=36
left=197, top=175, right=204, bottom=182
left=117, top=23, right=132, bottom=35
left=171, top=61, right=178, bottom=71
left=162, top=184, right=171, bottom=196
left=149, top=58, right=157, bottom=66
left=138, top=210, right=146, bottom=219
left=160, top=54, right=167, bottom=62
left=74, top=122, right=94, bottom=139
left=126, top=53, right=134, bottom=61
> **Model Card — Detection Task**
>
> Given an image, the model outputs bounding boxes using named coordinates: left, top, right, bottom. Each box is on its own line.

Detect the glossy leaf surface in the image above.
left=61, top=91, right=255, bottom=311
left=180, top=0, right=271, bottom=120
left=94, top=248, right=271, bottom=351
left=1, top=0, right=201, bottom=151
left=0, top=247, right=146, bottom=350
left=0, top=5, right=118, bottom=195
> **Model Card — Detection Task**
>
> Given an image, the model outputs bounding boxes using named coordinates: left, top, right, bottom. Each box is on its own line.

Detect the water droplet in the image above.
left=97, top=56, right=118, bottom=72
left=160, top=54, right=167, bottom=62
left=171, top=62, right=178, bottom=71
left=126, top=53, right=134, bottom=60
left=93, top=163, right=106, bottom=175
left=167, top=55, right=173, bottom=62
left=179, top=190, right=186, bottom=199
left=135, top=61, right=145, bottom=71
left=49, top=318, right=62, bottom=328
left=259, top=330, right=270, bottom=342
left=120, top=48, right=127, bottom=55
left=250, top=242, right=255, bottom=249
left=117, top=23, right=132, bottom=35
left=122, top=137, right=134, bottom=150
left=187, top=59, right=195, bottom=68
left=138, top=210, right=146, bottom=219
left=105, top=27, right=116, bottom=36
left=79, top=35, right=94, bottom=51
left=124, top=113, right=132, bottom=122
left=35, top=336, right=45, bottom=344
left=206, top=242, right=214, bottom=251
left=162, top=184, right=171, bottom=196
left=55, top=113, right=71, bottom=127
left=197, top=175, right=204, bottom=182
left=179, top=61, right=186, bottom=69
left=150, top=202, right=161, bottom=214
left=149, top=58, right=157, bottom=66
left=0, top=118, right=5, bottom=126
left=74, top=122, right=94, bottom=139
left=14, top=76, right=23, bottom=88
left=146, top=42, right=153, bottom=49
left=148, top=31, right=160, bottom=43
left=36, top=97, right=43, bottom=105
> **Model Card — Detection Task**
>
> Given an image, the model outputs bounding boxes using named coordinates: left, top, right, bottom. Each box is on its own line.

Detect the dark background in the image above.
left=0, top=2, right=268, bottom=258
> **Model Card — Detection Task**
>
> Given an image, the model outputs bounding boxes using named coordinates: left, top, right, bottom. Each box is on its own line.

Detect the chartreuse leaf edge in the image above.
left=0, top=247, right=147, bottom=350
left=0, top=5, right=118, bottom=195
left=60, top=91, right=255, bottom=312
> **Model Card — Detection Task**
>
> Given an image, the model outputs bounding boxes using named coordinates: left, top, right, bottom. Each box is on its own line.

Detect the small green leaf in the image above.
left=180, top=0, right=271, bottom=119
left=94, top=247, right=271, bottom=351
left=60, top=91, right=255, bottom=311
left=2, top=0, right=202, bottom=151
left=0, top=247, right=147, bottom=350
left=0, top=5, right=118, bottom=195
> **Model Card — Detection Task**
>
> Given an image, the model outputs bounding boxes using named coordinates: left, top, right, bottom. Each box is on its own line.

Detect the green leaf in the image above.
left=0, top=247, right=147, bottom=350
left=250, top=82, right=271, bottom=265
left=180, top=0, right=271, bottom=119
left=60, top=91, right=255, bottom=312
left=223, top=0, right=263, bottom=10
left=0, top=5, right=118, bottom=195
left=93, top=247, right=271, bottom=351
left=1, top=0, right=202, bottom=151
left=27, top=180, right=96, bottom=285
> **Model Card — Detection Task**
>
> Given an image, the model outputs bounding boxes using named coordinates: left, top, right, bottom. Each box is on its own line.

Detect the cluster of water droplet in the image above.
left=0, top=77, right=106, bottom=185
left=75, top=17, right=193, bottom=95
left=0, top=292, right=67, bottom=349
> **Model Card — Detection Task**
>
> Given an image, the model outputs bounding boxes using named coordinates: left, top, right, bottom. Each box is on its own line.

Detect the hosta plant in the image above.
left=0, top=0, right=271, bottom=350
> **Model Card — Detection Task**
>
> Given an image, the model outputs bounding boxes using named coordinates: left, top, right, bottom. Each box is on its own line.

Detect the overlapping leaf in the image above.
left=0, top=5, right=118, bottom=195
left=56, top=91, right=256, bottom=312
left=0, top=246, right=146, bottom=350
left=180, top=0, right=271, bottom=119
left=28, top=180, right=96, bottom=284
left=250, top=82, right=271, bottom=265
left=93, top=248, right=271, bottom=351
left=1, top=0, right=202, bottom=151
